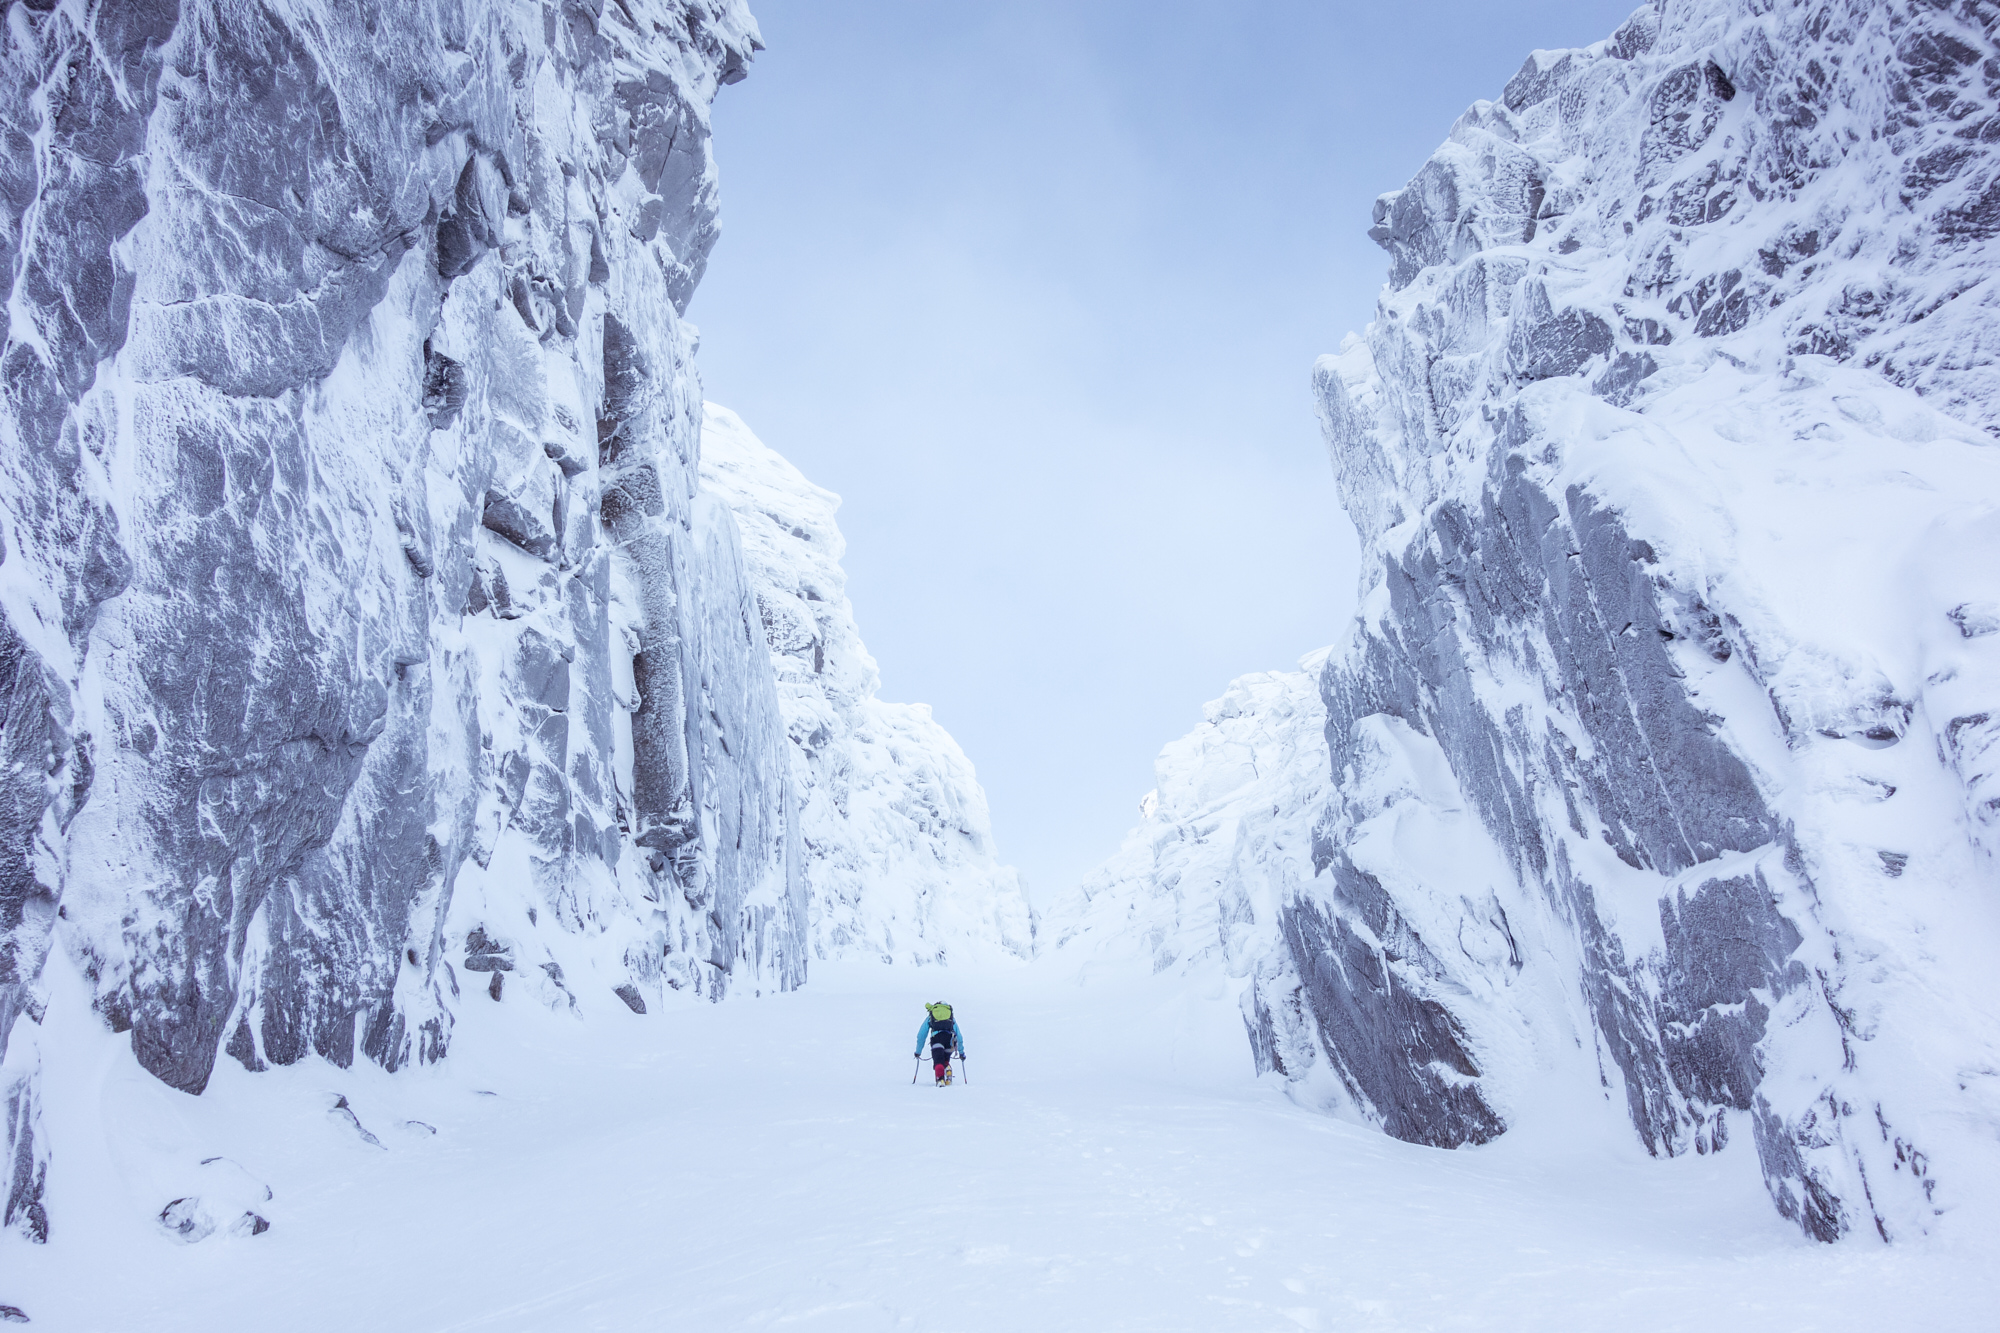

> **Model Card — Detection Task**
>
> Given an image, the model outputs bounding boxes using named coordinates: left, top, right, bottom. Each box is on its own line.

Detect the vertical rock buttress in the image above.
left=0, top=0, right=801, bottom=1241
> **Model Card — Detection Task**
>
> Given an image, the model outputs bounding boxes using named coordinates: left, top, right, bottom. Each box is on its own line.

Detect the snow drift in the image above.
left=1061, top=0, right=2000, bottom=1244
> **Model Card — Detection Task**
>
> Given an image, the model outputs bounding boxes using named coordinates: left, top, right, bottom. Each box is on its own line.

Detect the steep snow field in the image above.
left=10, top=954, right=1995, bottom=1331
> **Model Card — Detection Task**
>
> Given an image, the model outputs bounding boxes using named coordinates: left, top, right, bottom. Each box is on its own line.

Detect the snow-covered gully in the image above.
left=4, top=0, right=2000, bottom=1322
left=13, top=957, right=1994, bottom=1332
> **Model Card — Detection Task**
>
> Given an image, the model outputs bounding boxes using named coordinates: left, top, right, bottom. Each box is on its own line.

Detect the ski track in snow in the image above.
left=12, top=957, right=1995, bottom=1332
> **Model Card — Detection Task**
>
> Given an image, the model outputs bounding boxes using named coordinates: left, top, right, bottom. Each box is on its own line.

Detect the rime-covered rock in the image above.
left=699, top=404, right=1033, bottom=963
left=0, top=0, right=808, bottom=1241
left=1065, top=0, right=2000, bottom=1243
left=1048, top=659, right=1332, bottom=988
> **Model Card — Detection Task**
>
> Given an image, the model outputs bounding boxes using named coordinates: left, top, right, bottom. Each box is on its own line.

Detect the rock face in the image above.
left=1066, top=0, right=2000, bottom=1243
left=0, top=0, right=807, bottom=1242
left=699, top=404, right=1034, bottom=964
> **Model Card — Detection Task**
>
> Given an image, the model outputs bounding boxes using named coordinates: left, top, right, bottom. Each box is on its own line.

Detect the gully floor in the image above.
left=10, top=953, right=1997, bottom=1332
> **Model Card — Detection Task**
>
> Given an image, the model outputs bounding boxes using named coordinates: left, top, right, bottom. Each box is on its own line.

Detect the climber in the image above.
left=913, top=1001, right=966, bottom=1086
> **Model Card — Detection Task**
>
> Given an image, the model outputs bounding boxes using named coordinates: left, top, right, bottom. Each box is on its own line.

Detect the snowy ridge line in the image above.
left=1061, top=0, right=2000, bottom=1244
left=1047, top=653, right=1333, bottom=988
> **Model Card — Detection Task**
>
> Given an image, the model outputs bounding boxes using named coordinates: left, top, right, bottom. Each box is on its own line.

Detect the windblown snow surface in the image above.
left=1056, top=0, right=2000, bottom=1275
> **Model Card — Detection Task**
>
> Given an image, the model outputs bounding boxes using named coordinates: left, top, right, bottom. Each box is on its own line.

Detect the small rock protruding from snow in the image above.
left=155, top=1158, right=274, bottom=1243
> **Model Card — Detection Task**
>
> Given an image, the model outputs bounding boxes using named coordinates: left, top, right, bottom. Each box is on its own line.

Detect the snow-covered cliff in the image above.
left=1063, top=0, right=2000, bottom=1244
left=698, top=404, right=1033, bottom=964
left=0, top=0, right=803, bottom=1244
left=1050, top=656, right=1332, bottom=986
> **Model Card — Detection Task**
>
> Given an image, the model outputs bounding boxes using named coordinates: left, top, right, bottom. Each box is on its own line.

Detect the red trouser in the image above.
left=931, top=1043, right=953, bottom=1079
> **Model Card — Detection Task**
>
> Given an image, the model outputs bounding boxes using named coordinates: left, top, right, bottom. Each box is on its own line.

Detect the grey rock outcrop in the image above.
left=0, top=0, right=803, bottom=1240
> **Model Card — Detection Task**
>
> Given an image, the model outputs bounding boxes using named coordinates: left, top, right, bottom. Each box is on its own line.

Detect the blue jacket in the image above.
left=915, top=1015, right=966, bottom=1058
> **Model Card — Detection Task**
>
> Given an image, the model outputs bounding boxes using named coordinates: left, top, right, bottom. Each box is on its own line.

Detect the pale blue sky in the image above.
left=691, top=0, right=1645, bottom=900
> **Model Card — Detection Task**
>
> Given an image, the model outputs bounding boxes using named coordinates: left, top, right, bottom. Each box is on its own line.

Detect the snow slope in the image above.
left=1059, top=0, right=2000, bottom=1246
left=698, top=403, right=1034, bottom=964
left=5, top=952, right=1996, bottom=1331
